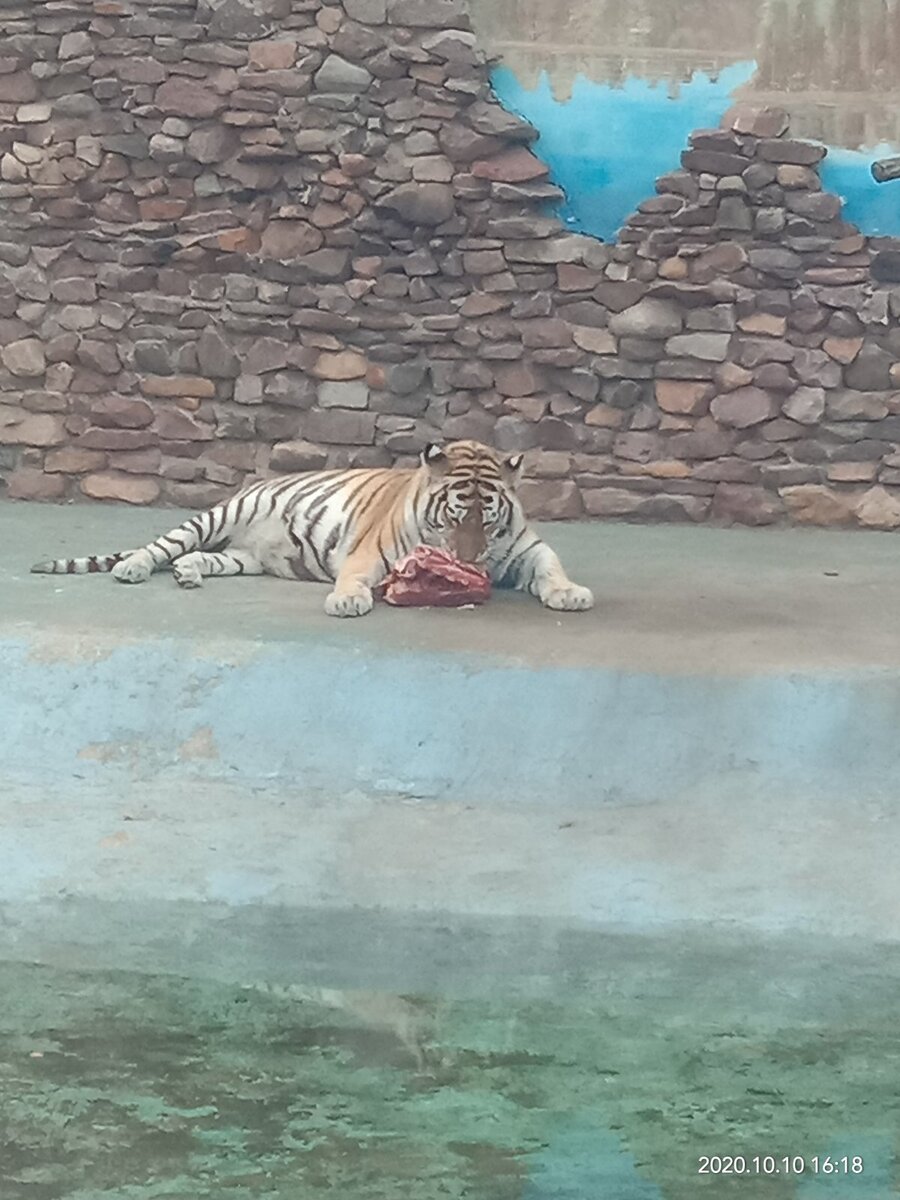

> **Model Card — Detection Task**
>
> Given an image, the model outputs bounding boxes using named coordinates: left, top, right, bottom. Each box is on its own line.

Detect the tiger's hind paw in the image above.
left=173, top=558, right=203, bottom=589
left=112, top=552, right=153, bottom=584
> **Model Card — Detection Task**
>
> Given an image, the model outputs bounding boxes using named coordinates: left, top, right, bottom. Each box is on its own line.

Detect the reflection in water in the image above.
left=3, top=942, right=899, bottom=1199
left=491, top=61, right=756, bottom=242
left=473, top=0, right=900, bottom=239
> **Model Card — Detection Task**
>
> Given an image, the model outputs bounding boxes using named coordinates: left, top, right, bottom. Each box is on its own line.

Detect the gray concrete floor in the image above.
left=4, top=499, right=900, bottom=674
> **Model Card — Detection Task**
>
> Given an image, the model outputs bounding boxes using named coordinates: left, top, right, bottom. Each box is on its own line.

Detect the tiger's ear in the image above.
left=421, top=443, right=448, bottom=473
left=501, top=453, right=525, bottom=485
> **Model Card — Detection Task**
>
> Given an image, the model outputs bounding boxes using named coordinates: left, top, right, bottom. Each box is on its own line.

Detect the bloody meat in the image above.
left=377, top=545, right=491, bottom=607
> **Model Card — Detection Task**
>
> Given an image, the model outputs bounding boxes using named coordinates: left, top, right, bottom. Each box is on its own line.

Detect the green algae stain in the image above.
left=1, top=962, right=898, bottom=1199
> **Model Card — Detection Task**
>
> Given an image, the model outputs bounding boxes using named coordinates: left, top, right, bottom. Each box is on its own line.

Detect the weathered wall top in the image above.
left=3, top=0, right=900, bottom=530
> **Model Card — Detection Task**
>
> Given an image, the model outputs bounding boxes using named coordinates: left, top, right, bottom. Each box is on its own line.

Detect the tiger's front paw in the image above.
left=112, top=552, right=153, bottom=584
left=325, top=585, right=373, bottom=618
left=541, top=583, right=594, bottom=612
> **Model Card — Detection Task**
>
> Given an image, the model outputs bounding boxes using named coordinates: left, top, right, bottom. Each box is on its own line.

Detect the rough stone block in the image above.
left=711, top=483, right=783, bottom=525
left=141, top=376, right=216, bottom=399
left=1, top=338, right=45, bottom=377
left=856, top=485, right=900, bottom=529
left=782, top=387, right=825, bottom=425
left=780, top=484, right=857, bottom=525
left=844, top=345, right=894, bottom=391
left=711, top=387, right=778, bottom=429
left=81, top=472, right=161, bottom=504
left=471, top=148, right=549, bottom=183
left=305, top=410, right=376, bottom=444
left=318, top=380, right=369, bottom=409
left=758, top=138, right=827, bottom=165
left=155, top=410, right=215, bottom=441
left=314, top=54, right=373, bottom=93
left=517, top=478, right=582, bottom=519
left=681, top=149, right=747, bottom=176
left=0, top=407, right=64, bottom=446
left=609, top=299, right=682, bottom=339
left=90, top=397, right=155, bottom=429
left=249, top=40, right=297, bottom=69
left=270, top=440, right=329, bottom=471
left=665, top=332, right=731, bottom=361
left=313, top=351, right=368, bottom=381
left=825, top=391, right=890, bottom=421
left=571, top=327, right=616, bottom=355
left=6, top=469, right=67, bottom=500
left=379, top=182, right=455, bottom=226
left=655, top=379, right=712, bottom=416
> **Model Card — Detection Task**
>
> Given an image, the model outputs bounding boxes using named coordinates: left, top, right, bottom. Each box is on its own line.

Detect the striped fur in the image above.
left=31, top=440, right=594, bottom=617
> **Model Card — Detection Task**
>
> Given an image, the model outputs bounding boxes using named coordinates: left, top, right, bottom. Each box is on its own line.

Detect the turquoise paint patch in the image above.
left=489, top=61, right=757, bottom=241
left=522, top=1117, right=662, bottom=1199
left=821, top=145, right=900, bottom=239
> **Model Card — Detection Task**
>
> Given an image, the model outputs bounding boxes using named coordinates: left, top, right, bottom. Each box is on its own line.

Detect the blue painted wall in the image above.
left=821, top=145, right=900, bottom=238
left=490, top=61, right=900, bottom=242
left=490, top=61, right=756, bottom=242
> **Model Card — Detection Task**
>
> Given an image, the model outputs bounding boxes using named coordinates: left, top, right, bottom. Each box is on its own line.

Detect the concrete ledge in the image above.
left=5, top=503, right=900, bottom=805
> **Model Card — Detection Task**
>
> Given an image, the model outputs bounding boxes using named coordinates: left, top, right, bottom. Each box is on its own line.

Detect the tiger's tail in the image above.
left=31, top=552, right=132, bottom=575
left=30, top=498, right=238, bottom=579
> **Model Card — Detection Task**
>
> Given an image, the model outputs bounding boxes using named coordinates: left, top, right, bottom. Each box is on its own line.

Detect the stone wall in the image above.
left=4, top=0, right=900, bottom=528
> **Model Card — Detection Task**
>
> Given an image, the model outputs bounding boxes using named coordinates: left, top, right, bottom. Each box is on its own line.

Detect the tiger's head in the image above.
left=418, top=440, right=525, bottom=564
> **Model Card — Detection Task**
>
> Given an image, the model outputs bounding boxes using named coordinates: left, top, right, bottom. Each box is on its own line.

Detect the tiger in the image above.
left=31, top=439, right=594, bottom=618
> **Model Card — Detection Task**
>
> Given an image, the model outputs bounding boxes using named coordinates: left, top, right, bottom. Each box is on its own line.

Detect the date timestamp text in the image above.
left=699, top=1155, right=864, bottom=1176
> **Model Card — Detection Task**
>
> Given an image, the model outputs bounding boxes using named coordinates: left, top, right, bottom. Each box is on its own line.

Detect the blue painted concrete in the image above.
left=491, top=62, right=900, bottom=240
left=821, top=144, right=900, bottom=238
left=490, top=61, right=757, bottom=240
left=4, top=632, right=900, bottom=807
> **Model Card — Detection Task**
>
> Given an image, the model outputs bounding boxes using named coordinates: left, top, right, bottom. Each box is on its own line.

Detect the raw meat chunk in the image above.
left=377, top=545, right=491, bottom=607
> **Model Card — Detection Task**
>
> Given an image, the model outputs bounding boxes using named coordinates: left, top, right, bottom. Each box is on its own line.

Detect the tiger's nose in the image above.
left=450, top=512, right=487, bottom=564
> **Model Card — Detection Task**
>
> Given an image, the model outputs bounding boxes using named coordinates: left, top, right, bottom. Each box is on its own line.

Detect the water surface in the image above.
left=3, top=940, right=898, bottom=1199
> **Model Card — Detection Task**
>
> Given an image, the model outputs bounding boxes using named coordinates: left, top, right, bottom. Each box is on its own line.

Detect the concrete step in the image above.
left=0, top=775, right=897, bottom=982
left=5, top=502, right=900, bottom=807
left=2, top=771, right=899, bottom=1071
